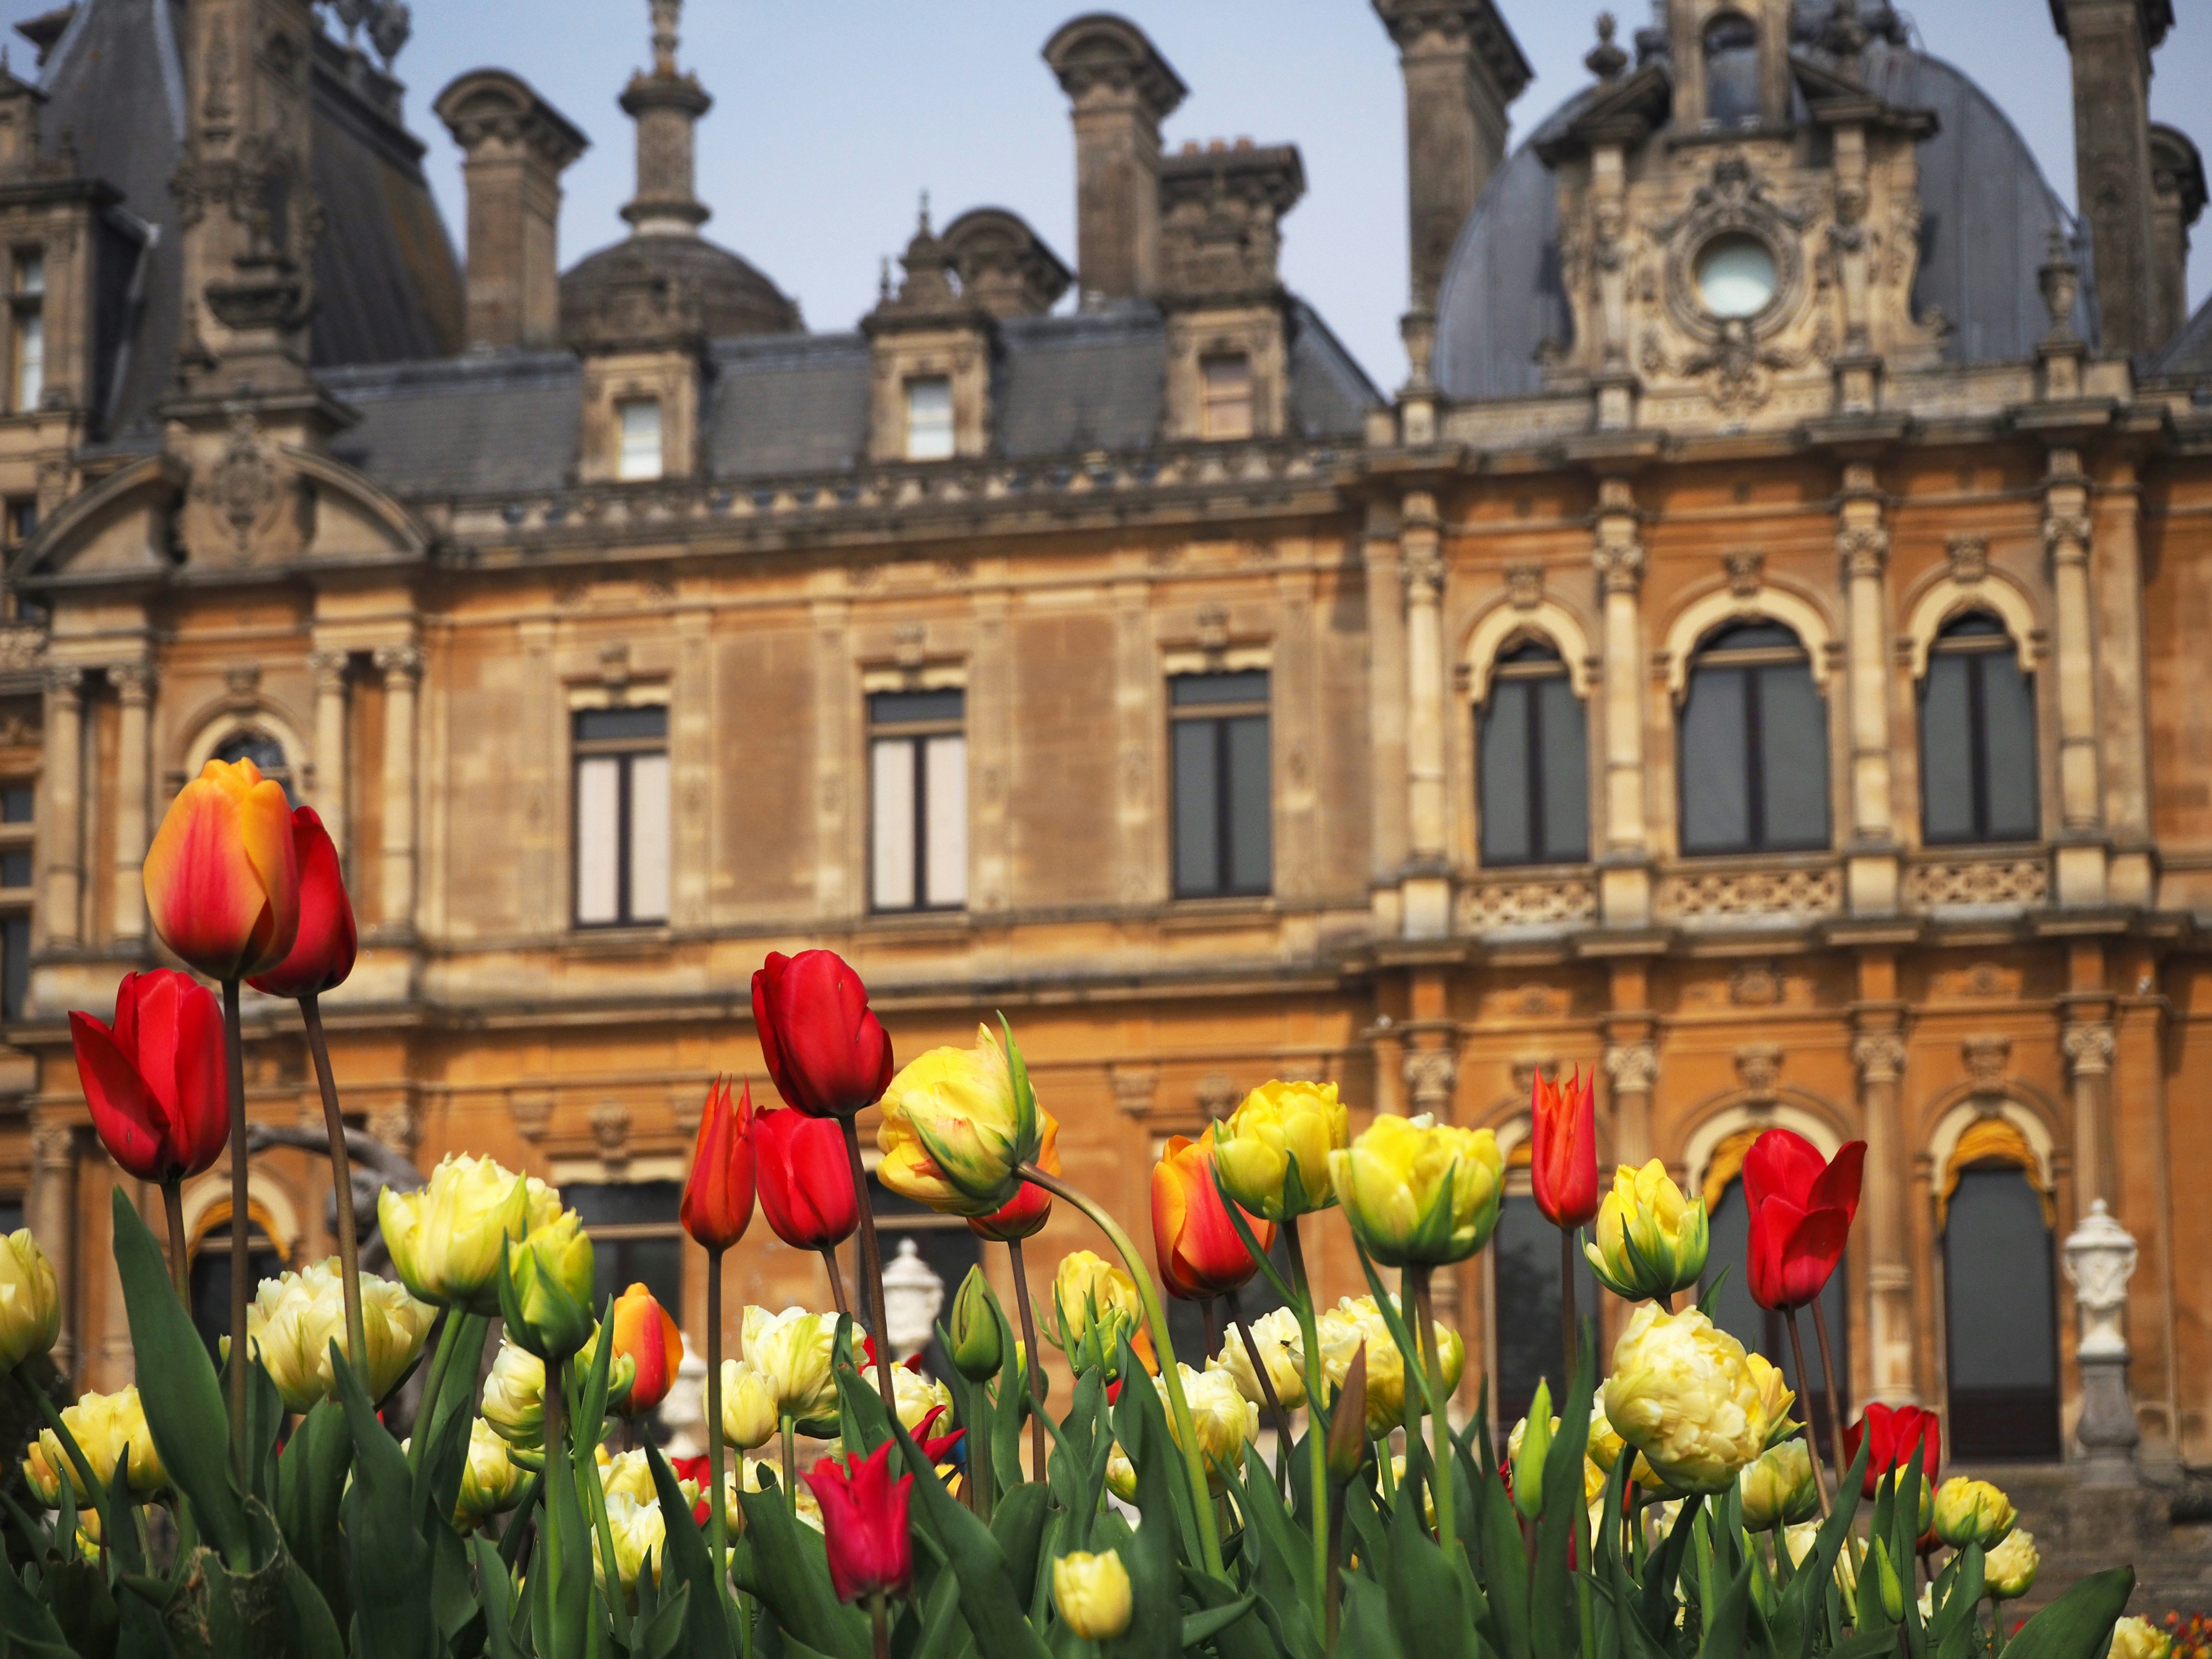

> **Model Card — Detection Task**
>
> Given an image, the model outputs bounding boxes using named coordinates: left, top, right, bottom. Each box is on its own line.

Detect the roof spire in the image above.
left=620, top=0, right=711, bottom=236
left=1586, top=12, right=1628, bottom=79
left=651, top=0, right=680, bottom=76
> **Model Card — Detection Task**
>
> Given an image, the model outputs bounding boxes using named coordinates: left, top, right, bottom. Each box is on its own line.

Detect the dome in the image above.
left=1434, top=37, right=2089, bottom=403
left=560, top=234, right=802, bottom=345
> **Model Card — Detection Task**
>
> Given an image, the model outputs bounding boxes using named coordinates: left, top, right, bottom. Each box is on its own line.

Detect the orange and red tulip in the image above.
left=68, top=970, right=227, bottom=1184
left=610, top=1282, right=684, bottom=1418
left=245, top=806, right=357, bottom=999
left=968, top=1109, right=1061, bottom=1244
left=680, top=1077, right=757, bottom=1251
left=1530, top=1065, right=1599, bottom=1229
left=143, top=757, right=300, bottom=980
left=1152, top=1123, right=1274, bottom=1300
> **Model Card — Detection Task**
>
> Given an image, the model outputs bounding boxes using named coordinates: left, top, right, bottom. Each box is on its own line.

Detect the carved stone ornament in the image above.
left=1195, top=603, right=1231, bottom=652
left=1962, top=1034, right=2010, bottom=1092
left=1946, top=534, right=1989, bottom=584
left=1401, top=545, right=1447, bottom=603
left=881, top=1237, right=945, bottom=1363
left=1724, top=550, right=1764, bottom=597
left=199, top=411, right=284, bottom=555
left=1729, top=962, right=1782, bottom=1007
left=1838, top=524, right=1890, bottom=580
left=1505, top=561, right=1544, bottom=611
left=370, top=1103, right=418, bottom=1159
left=1196, top=1071, right=1238, bottom=1121
left=1594, top=541, right=1645, bottom=594
left=1110, top=1068, right=1158, bottom=1119
left=2063, top=1022, right=2116, bottom=1080
left=1852, top=1033, right=1907, bottom=1084
left=1403, top=1047, right=1458, bottom=1113
left=592, top=1101, right=632, bottom=1169
left=1508, top=1058, right=1556, bottom=1102
left=2043, top=512, right=2093, bottom=561
left=2062, top=1199, right=2137, bottom=1361
left=509, top=1089, right=554, bottom=1143
left=224, top=663, right=262, bottom=705
left=1735, top=1042, right=1783, bottom=1103
left=1604, top=1041, right=1658, bottom=1094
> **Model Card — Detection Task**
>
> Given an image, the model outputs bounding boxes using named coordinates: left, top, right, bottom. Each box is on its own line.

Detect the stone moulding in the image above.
left=1901, top=853, right=2051, bottom=912
left=1453, top=873, right=1599, bottom=934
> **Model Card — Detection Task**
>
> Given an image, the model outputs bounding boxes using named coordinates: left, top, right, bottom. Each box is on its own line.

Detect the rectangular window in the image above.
left=572, top=705, right=669, bottom=927
left=566, top=1181, right=684, bottom=1332
left=0, top=916, right=24, bottom=1022
left=904, top=376, right=955, bottom=461
left=869, top=689, right=967, bottom=912
left=1170, top=671, right=1271, bottom=898
left=12, top=252, right=42, bottom=414
left=616, top=398, right=663, bottom=482
left=1200, top=354, right=1254, bottom=441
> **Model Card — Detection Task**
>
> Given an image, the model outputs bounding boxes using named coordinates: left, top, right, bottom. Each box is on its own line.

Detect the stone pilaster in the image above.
left=372, top=644, right=422, bottom=937
left=107, top=662, right=154, bottom=946
left=1401, top=490, right=1450, bottom=939
left=1603, top=1039, right=1658, bottom=1169
left=31, top=1119, right=72, bottom=1374
left=1593, top=479, right=1649, bottom=926
left=308, top=649, right=349, bottom=867
left=1852, top=1029, right=1915, bottom=1405
left=39, top=665, right=82, bottom=948
left=2064, top=1017, right=2117, bottom=1210
left=2044, top=450, right=2106, bottom=906
left=1839, top=463, right=1898, bottom=915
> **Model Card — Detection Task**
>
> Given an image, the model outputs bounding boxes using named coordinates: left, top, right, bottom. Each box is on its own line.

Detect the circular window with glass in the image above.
left=1695, top=234, right=1779, bottom=319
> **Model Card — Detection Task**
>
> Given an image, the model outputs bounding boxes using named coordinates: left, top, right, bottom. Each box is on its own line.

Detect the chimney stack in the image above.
left=434, top=70, right=588, bottom=351
left=2148, top=124, right=2206, bottom=350
left=2050, top=0, right=2175, bottom=357
left=1043, top=14, right=1187, bottom=304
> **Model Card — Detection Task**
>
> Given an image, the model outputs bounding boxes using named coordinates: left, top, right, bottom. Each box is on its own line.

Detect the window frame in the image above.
left=11, top=248, right=43, bottom=415
left=571, top=704, right=671, bottom=930
left=1199, top=353, right=1255, bottom=442
left=903, top=374, right=956, bottom=462
left=867, top=688, right=968, bottom=914
left=1168, top=671, right=1273, bottom=901
left=1919, top=614, right=2039, bottom=847
left=0, top=777, right=28, bottom=1022
left=1677, top=623, right=1831, bottom=857
left=1477, top=639, right=1590, bottom=868
left=614, top=397, right=664, bottom=483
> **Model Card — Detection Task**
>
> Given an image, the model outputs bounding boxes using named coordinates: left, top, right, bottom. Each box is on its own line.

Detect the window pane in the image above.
left=575, top=756, right=622, bottom=924
left=1172, top=672, right=1267, bottom=708
left=576, top=706, right=668, bottom=744
left=1704, top=13, right=1761, bottom=126
left=16, top=313, right=40, bottom=410
left=1757, top=664, right=1830, bottom=849
left=1980, top=658, right=2039, bottom=840
left=1945, top=1170, right=2056, bottom=1388
left=869, top=689, right=964, bottom=726
left=1201, top=355, right=1254, bottom=441
left=1536, top=677, right=1590, bottom=862
left=872, top=739, right=916, bottom=910
left=1680, top=669, right=1749, bottom=852
left=1921, top=657, right=1976, bottom=842
left=568, top=1180, right=685, bottom=1228
left=1, top=915, right=24, bottom=1021
left=1173, top=721, right=1220, bottom=896
left=1, top=785, right=31, bottom=823
left=617, top=399, right=662, bottom=482
left=627, top=753, right=670, bottom=923
left=1226, top=714, right=1272, bottom=893
left=1479, top=681, right=1533, bottom=865
left=0, top=851, right=27, bottom=889
left=906, top=377, right=955, bottom=462
left=923, top=734, right=968, bottom=908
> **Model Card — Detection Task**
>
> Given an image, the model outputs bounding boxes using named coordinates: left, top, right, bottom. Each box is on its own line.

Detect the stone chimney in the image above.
left=2050, top=0, right=2175, bottom=358
left=433, top=70, right=589, bottom=351
left=620, top=0, right=711, bottom=236
left=1371, top=0, right=1531, bottom=315
left=2148, top=124, right=2206, bottom=349
left=1042, top=13, right=1187, bottom=304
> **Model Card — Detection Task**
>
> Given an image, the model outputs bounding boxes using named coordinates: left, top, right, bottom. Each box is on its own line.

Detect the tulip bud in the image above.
left=454, top=1418, right=530, bottom=1531
left=721, top=1361, right=781, bottom=1451
left=1511, top=1380, right=1555, bottom=1522
left=1861, top=1537, right=1904, bottom=1624
left=1049, top=1250, right=1152, bottom=1379
left=21, top=1437, right=61, bottom=1506
left=481, top=1337, right=547, bottom=1451
left=1217, top=1305, right=1307, bottom=1411
left=380, top=1153, right=554, bottom=1316
left=741, top=1305, right=839, bottom=1425
left=69, top=970, right=228, bottom=1186
left=0, top=1229, right=60, bottom=1370
left=949, top=1267, right=1003, bottom=1381
left=679, top=1077, right=757, bottom=1251
left=805, top=1440, right=915, bottom=1603
left=1328, top=1112, right=1504, bottom=1268
left=498, top=1211, right=596, bottom=1361
left=877, top=1022, right=1044, bottom=1216
left=1983, top=1528, right=2039, bottom=1600
left=752, top=949, right=895, bottom=1121
left=609, top=1283, right=683, bottom=1418
left=1325, top=1342, right=1369, bottom=1485
left=43, top=1386, right=165, bottom=1501
left=245, top=805, right=357, bottom=998
left=142, top=756, right=301, bottom=980
left=1737, top=1439, right=1819, bottom=1531
left=1154, top=1124, right=1276, bottom=1297
left=1584, top=1160, right=1710, bottom=1302
left=1052, top=1549, right=1134, bottom=1641
left=592, top=1491, right=668, bottom=1608
left=1745, top=1351, right=1799, bottom=1448
left=2109, top=1617, right=2173, bottom=1659
left=1932, top=1475, right=2017, bottom=1550
left=1213, top=1080, right=1348, bottom=1221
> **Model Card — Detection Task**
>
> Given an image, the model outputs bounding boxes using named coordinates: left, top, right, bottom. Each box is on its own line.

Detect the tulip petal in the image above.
left=70, top=1013, right=172, bottom=1182
left=1743, top=1127, right=1827, bottom=1213
left=1807, top=1140, right=1867, bottom=1228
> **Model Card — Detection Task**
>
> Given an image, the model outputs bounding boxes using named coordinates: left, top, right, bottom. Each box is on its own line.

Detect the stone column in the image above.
left=1852, top=1030, right=1915, bottom=1405
left=810, top=597, right=854, bottom=918
left=1365, top=508, right=1410, bottom=929
left=32, top=1119, right=73, bottom=1374
left=2062, top=1199, right=2140, bottom=1485
left=1593, top=480, right=1650, bottom=926
left=308, top=650, right=350, bottom=868
left=2044, top=451, right=2105, bottom=904
left=107, top=663, right=154, bottom=945
left=2063, top=1018, right=2117, bottom=1209
left=1404, top=1042, right=1465, bottom=1342
left=1603, top=1039, right=1658, bottom=1170
left=40, top=666, right=84, bottom=948
left=1401, top=490, right=1450, bottom=938
left=1837, top=465, right=1895, bottom=847
left=373, top=644, right=422, bottom=936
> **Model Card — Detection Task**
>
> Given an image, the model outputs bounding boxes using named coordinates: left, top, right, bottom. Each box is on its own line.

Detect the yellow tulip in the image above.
left=1585, top=1161, right=1710, bottom=1302
left=43, top=1386, right=164, bottom=1501
left=592, top=1491, right=666, bottom=1606
left=720, top=1360, right=781, bottom=1451
left=1050, top=1250, right=1152, bottom=1376
left=1107, top=1363, right=1257, bottom=1498
left=867, top=1360, right=955, bottom=1437
left=499, top=1209, right=596, bottom=1360
left=244, top=1258, right=437, bottom=1410
left=1053, top=1549, right=1134, bottom=1641
left=741, top=1305, right=839, bottom=1425
left=1587, top=1394, right=1673, bottom=1494
left=1738, top=1439, right=1819, bottom=1531
left=1506, top=1401, right=1610, bottom=1510
left=21, top=1438, right=61, bottom=1506
left=482, top=1337, right=547, bottom=1451
left=1743, top=1351, right=1798, bottom=1447
left=1932, top=1475, right=2017, bottom=1550
left=455, top=1419, right=531, bottom=1530
left=1328, top=1113, right=1504, bottom=1267
left=1214, top=1080, right=1348, bottom=1220
left=2108, top=1617, right=2172, bottom=1659
left=0, top=1229, right=59, bottom=1370
left=1984, top=1528, right=2040, bottom=1600
left=1602, top=1304, right=1767, bottom=1495
left=722, top=1457, right=824, bottom=1536
left=877, top=1022, right=1043, bottom=1216
left=380, top=1154, right=558, bottom=1315
left=597, top=1446, right=701, bottom=1515
left=1785, top=1518, right=1859, bottom=1599
left=1213, top=1305, right=1306, bottom=1410
left=1317, top=1295, right=1462, bottom=1436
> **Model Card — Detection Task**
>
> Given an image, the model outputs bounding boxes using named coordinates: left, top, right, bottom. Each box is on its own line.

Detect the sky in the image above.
left=9, top=0, right=2210, bottom=388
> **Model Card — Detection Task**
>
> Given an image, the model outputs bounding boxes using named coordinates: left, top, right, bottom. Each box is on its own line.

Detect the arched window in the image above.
left=1490, top=1145, right=1599, bottom=1434
left=191, top=1221, right=286, bottom=1364
left=214, top=729, right=299, bottom=806
left=1701, top=1172, right=1850, bottom=1447
left=1920, top=613, right=2037, bottom=845
left=1479, top=639, right=1589, bottom=866
left=1679, top=621, right=1829, bottom=855
left=1941, top=1134, right=2060, bottom=1460
left=1703, top=12, right=1761, bottom=127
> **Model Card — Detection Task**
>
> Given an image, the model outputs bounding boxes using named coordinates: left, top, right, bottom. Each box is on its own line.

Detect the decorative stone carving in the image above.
left=197, top=411, right=285, bottom=555
left=881, top=1237, right=945, bottom=1362
left=1593, top=541, right=1645, bottom=594
left=1604, top=1041, right=1658, bottom=1094
left=1735, top=1042, right=1783, bottom=1102
left=1196, top=1072, right=1238, bottom=1121
left=1195, top=603, right=1231, bottom=652
left=1505, top=562, right=1543, bottom=610
left=1508, top=1057, right=1556, bottom=1101
left=224, top=663, right=263, bottom=704
left=1962, top=1035, right=2010, bottom=1093
left=2043, top=512, right=2093, bottom=561
left=2062, top=1199, right=2141, bottom=1485
left=1403, top=1047, right=1457, bottom=1114
left=1724, top=549, right=1764, bottom=597
left=1729, top=962, right=1783, bottom=1007
left=1401, top=544, right=1446, bottom=602
left=669, top=1084, right=703, bottom=1140
left=1852, top=1034, right=1907, bottom=1084
left=2063, top=1022, right=2116, bottom=1080
left=107, top=662, right=155, bottom=703
left=1110, top=1068, right=1158, bottom=1119
left=591, top=1101, right=632, bottom=1170
left=31, top=1120, right=74, bottom=1168
left=1454, top=875, right=1599, bottom=933
left=1946, top=534, right=1988, bottom=584
left=0, top=626, right=45, bottom=673
left=1655, top=865, right=1843, bottom=923
left=374, top=643, right=425, bottom=683
left=1904, top=857, right=2049, bottom=912
left=892, top=622, right=927, bottom=669
left=370, top=1103, right=418, bottom=1159
left=1837, top=524, right=1890, bottom=580
left=509, top=1089, right=554, bottom=1142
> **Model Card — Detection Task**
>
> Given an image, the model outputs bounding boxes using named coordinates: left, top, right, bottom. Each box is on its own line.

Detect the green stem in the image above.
left=1809, top=1296, right=1853, bottom=1510
left=222, top=977, right=249, bottom=1495
left=839, top=1116, right=900, bottom=1420
left=1227, top=1287, right=1292, bottom=1499
left=160, top=1177, right=190, bottom=1305
left=1018, top=1162, right=1224, bottom=1578
left=407, top=1310, right=465, bottom=1478
left=1399, top=1265, right=1424, bottom=1534
left=1282, top=1217, right=1331, bottom=1646
left=870, top=1591, right=891, bottom=1659
left=1783, top=1309, right=1832, bottom=1519
left=1560, top=1226, right=1577, bottom=1382
left=573, top=1358, right=631, bottom=1642
left=781, top=1415, right=797, bottom=1518
left=1008, top=1239, right=1047, bottom=1482
left=299, top=994, right=370, bottom=1379
left=1411, top=1265, right=1455, bottom=1563
left=707, top=1245, right=729, bottom=1596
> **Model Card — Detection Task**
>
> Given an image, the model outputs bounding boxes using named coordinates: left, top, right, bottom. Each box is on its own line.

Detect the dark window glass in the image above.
left=1165, top=1235, right=1293, bottom=1371
left=1170, top=674, right=1271, bottom=898
left=1491, top=1191, right=1599, bottom=1433
left=574, top=706, right=669, bottom=744
left=1, top=785, right=31, bottom=823
left=1702, top=1177, right=1850, bottom=1447
left=1, top=915, right=26, bottom=1021
left=858, top=1178, right=987, bottom=1382
left=1921, top=615, right=2038, bottom=845
left=0, top=1198, right=21, bottom=1234
left=215, top=732, right=298, bottom=806
left=0, top=851, right=29, bottom=889
left=192, top=1227, right=284, bottom=1363
left=1704, top=12, right=1761, bottom=125
left=869, top=689, right=965, bottom=726
left=1171, top=671, right=1269, bottom=708
left=1679, top=624, right=1829, bottom=854
left=568, top=1181, right=684, bottom=1323
left=1945, top=1166, right=2060, bottom=1460
left=1479, top=644, right=1589, bottom=866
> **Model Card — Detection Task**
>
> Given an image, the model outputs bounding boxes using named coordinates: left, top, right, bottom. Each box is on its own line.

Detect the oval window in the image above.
left=1695, top=235, right=1778, bottom=319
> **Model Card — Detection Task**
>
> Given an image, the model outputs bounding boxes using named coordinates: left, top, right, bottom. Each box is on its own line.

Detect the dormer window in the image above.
left=904, top=376, right=955, bottom=461
left=1200, top=353, right=1253, bottom=441
left=616, top=397, right=663, bottom=481
left=1703, top=13, right=1760, bottom=128
left=11, top=252, right=42, bottom=413
left=1695, top=235, right=1778, bottom=320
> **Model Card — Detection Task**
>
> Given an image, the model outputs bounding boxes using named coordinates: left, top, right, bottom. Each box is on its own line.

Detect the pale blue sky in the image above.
left=12, top=1, right=2209, bottom=386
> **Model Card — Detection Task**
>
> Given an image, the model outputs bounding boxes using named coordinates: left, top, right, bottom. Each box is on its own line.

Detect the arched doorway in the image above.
left=1489, top=1136, right=1598, bottom=1433
left=1940, top=1118, right=2060, bottom=1460
left=190, top=1217, right=287, bottom=1363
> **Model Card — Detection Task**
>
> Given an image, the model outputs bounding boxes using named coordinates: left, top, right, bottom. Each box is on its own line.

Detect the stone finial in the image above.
left=881, top=1237, right=945, bottom=1361
left=650, top=0, right=682, bottom=75
left=1821, top=0, right=1869, bottom=80
left=2039, top=227, right=2081, bottom=344
left=1586, top=12, right=1628, bottom=80
left=2063, top=1199, right=2142, bottom=1485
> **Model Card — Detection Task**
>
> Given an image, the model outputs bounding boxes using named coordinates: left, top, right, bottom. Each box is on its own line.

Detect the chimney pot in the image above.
left=434, top=70, right=589, bottom=350
left=1043, top=12, right=1188, bottom=301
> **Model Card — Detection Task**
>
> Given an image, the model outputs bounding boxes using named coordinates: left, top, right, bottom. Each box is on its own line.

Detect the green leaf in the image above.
left=643, top=1439, right=741, bottom=1659
left=283, top=1558, right=346, bottom=1659
left=1474, top=1442, right=1531, bottom=1659
left=1180, top=1594, right=1258, bottom=1650
left=276, top=1400, right=355, bottom=1635
left=989, top=1480, right=1051, bottom=1614
left=1998, top=1568, right=2135, bottom=1659
left=1531, top=1316, right=1596, bottom=1659
left=331, top=1337, right=438, bottom=1659
left=0, top=1556, right=91, bottom=1659
left=1106, top=1358, right=1191, bottom=1658
left=469, top=1536, right=515, bottom=1659
left=1338, top=1576, right=1407, bottom=1659
left=906, top=1567, right=967, bottom=1659
left=729, top=1475, right=866, bottom=1659
left=635, top=1581, right=694, bottom=1659
left=1382, top=1481, right=1482, bottom=1659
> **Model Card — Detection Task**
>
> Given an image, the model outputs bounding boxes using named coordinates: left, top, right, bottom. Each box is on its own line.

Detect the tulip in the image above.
left=498, top=1210, right=596, bottom=1361
left=1603, top=1303, right=1769, bottom=1494
left=1328, top=1112, right=1504, bottom=1268
left=720, top=1361, right=781, bottom=1451
left=1108, top=1363, right=1257, bottom=1498
left=680, top=1077, right=756, bottom=1251
left=1744, top=1350, right=1798, bottom=1446
left=2110, top=1616, right=2172, bottom=1659
left=0, top=1229, right=59, bottom=1370
left=720, top=1455, right=826, bottom=1535
left=1214, top=1304, right=1306, bottom=1411
left=1587, top=1394, right=1674, bottom=1494
left=1317, top=1294, right=1463, bottom=1436
left=752, top=950, right=895, bottom=1120
left=1154, top=1123, right=1276, bottom=1298
left=949, top=1267, right=1003, bottom=1381
left=380, top=1153, right=554, bottom=1315
left=877, top=1022, right=1044, bottom=1216
left=1050, top=1250, right=1153, bottom=1376
left=481, top=1336, right=547, bottom=1451
left=610, top=1282, right=684, bottom=1418
left=244, top=806, right=356, bottom=998
left=1933, top=1475, right=2017, bottom=1549
left=69, top=970, right=228, bottom=1186
left=1738, top=1439, right=1819, bottom=1531
left=21, top=1437, right=61, bottom=1506
left=806, top=1439, right=914, bottom=1602
left=1862, top=1536, right=1906, bottom=1624
left=1510, top=1380, right=1555, bottom=1521
left=143, top=756, right=300, bottom=980
left=43, top=1386, right=164, bottom=1500
left=454, top=1418, right=530, bottom=1530
left=593, top=1491, right=667, bottom=1606
left=741, top=1305, right=840, bottom=1426
left=1785, top=1518, right=1859, bottom=1599
left=600, top=1445, right=702, bottom=1513
left=1053, top=1549, right=1134, bottom=1640
left=1842, top=1402, right=1941, bottom=1500
left=866, top=1358, right=954, bottom=1438
left=1585, top=1160, right=1710, bottom=1301
left=1530, top=1066, right=1599, bottom=1229
left=1214, top=1080, right=1348, bottom=1221
left=1984, top=1527, right=2040, bottom=1599
left=1743, top=1128, right=1865, bottom=1311
left=242, top=1258, right=437, bottom=1411
left=969, top=1110, right=1059, bottom=1243
left=755, top=1105, right=859, bottom=1251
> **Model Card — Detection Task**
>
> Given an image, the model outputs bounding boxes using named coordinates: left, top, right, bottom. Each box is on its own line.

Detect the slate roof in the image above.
left=323, top=352, right=581, bottom=497
left=2148, top=293, right=2212, bottom=383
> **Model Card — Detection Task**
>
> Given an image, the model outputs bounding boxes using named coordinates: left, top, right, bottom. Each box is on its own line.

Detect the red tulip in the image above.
left=751, top=950, right=894, bottom=1119
left=1842, top=1402, right=1941, bottom=1499
left=968, top=1111, right=1059, bottom=1244
left=680, top=1077, right=757, bottom=1250
left=912, top=1405, right=967, bottom=1469
left=143, top=757, right=300, bottom=980
left=1152, top=1124, right=1275, bottom=1300
left=756, top=1104, right=859, bottom=1250
left=246, top=806, right=358, bottom=999
left=1744, top=1129, right=1865, bottom=1311
left=805, top=1439, right=913, bottom=1603
left=69, top=971, right=228, bottom=1184
left=1530, top=1066, right=1599, bottom=1228
left=610, top=1282, right=685, bottom=1418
